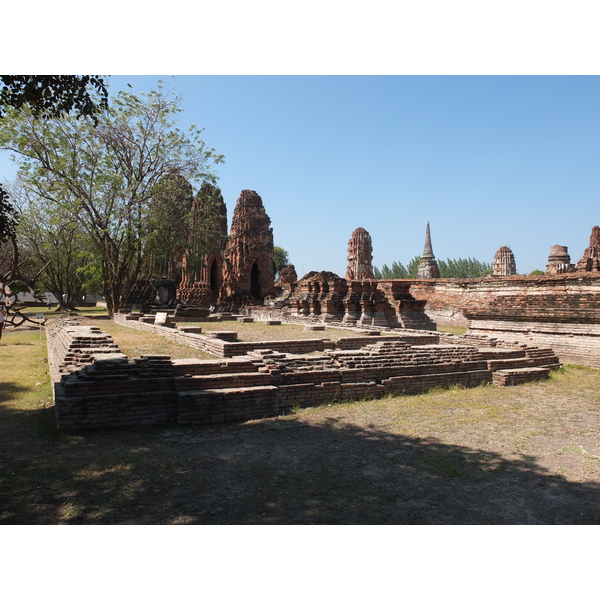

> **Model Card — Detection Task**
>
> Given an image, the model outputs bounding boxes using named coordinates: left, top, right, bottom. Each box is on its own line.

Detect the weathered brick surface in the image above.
left=48, top=319, right=561, bottom=431
left=404, top=273, right=600, bottom=367
left=220, top=190, right=275, bottom=304
left=492, top=367, right=550, bottom=386
left=345, top=227, right=374, bottom=280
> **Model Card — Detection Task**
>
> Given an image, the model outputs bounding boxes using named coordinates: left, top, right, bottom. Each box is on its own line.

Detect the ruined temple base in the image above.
left=48, top=316, right=561, bottom=431
left=468, top=319, right=600, bottom=369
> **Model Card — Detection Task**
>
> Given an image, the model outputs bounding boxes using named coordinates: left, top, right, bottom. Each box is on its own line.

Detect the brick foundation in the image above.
left=48, top=317, right=561, bottom=431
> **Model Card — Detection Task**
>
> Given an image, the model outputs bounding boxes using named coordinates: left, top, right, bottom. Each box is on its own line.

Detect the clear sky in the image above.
left=95, top=74, right=598, bottom=276
left=1, top=75, right=598, bottom=277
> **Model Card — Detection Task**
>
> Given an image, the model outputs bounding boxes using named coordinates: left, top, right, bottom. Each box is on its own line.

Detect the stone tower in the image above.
left=220, top=190, right=275, bottom=303
left=546, top=245, right=574, bottom=275
left=492, top=246, right=517, bottom=276
left=576, top=226, right=600, bottom=272
left=179, top=183, right=228, bottom=304
left=345, top=227, right=374, bottom=280
left=417, top=222, right=440, bottom=279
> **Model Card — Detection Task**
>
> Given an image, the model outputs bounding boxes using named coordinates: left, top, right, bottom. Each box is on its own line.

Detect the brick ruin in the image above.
left=546, top=245, right=575, bottom=275
left=127, top=187, right=276, bottom=310
left=576, top=225, right=600, bottom=272
left=48, top=199, right=600, bottom=431
left=220, top=190, right=275, bottom=305
left=406, top=273, right=600, bottom=368
left=345, top=227, right=374, bottom=280
left=178, top=183, right=228, bottom=305
left=492, top=246, right=517, bottom=276
left=47, top=316, right=560, bottom=431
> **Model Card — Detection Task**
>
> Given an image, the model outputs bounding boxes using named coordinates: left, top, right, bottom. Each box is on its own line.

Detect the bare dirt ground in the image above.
left=2, top=318, right=600, bottom=524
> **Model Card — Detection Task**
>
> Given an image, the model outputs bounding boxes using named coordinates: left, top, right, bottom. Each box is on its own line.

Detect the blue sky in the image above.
left=1, top=75, right=598, bottom=276
left=93, top=75, right=599, bottom=276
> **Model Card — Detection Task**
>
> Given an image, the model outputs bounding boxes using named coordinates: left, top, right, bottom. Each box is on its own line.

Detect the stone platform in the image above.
left=47, top=317, right=561, bottom=431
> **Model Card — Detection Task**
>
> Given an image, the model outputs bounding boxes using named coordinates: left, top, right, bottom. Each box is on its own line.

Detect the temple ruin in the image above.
left=127, top=187, right=276, bottom=311
left=47, top=177, right=600, bottom=433
left=47, top=316, right=560, bottom=430
left=576, top=225, right=600, bottom=272
left=546, top=245, right=574, bottom=275
left=417, top=222, right=440, bottom=279
left=178, top=183, right=228, bottom=305
left=492, top=246, right=517, bottom=276
left=345, top=227, right=374, bottom=280
left=220, top=190, right=276, bottom=304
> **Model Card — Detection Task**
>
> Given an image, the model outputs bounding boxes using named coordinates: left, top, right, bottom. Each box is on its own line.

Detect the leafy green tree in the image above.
left=0, top=185, right=18, bottom=243
left=0, top=83, right=223, bottom=314
left=375, top=261, right=409, bottom=279
left=406, top=256, right=421, bottom=278
left=0, top=76, right=108, bottom=122
left=273, top=246, right=290, bottom=281
left=375, top=256, right=492, bottom=279
left=438, top=257, right=493, bottom=278
left=0, top=76, right=108, bottom=243
left=530, top=269, right=545, bottom=275
left=15, top=192, right=100, bottom=310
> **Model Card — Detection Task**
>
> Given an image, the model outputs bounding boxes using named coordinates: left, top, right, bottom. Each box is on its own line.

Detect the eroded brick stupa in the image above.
left=220, top=190, right=275, bottom=303
left=492, top=246, right=517, bottom=276
left=546, top=245, right=574, bottom=275
left=178, top=183, right=228, bottom=305
left=345, top=227, right=374, bottom=280
left=577, top=226, right=600, bottom=272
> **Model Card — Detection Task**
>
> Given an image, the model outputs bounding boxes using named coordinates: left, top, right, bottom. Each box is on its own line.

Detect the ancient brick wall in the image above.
left=49, top=318, right=560, bottom=431
left=404, top=273, right=600, bottom=367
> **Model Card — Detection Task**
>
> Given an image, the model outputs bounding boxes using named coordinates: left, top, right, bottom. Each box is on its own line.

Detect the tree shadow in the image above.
left=2, top=406, right=599, bottom=524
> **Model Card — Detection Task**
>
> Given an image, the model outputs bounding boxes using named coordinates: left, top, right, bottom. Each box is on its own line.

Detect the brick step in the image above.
left=527, top=353, right=561, bottom=365
left=174, top=372, right=273, bottom=390
left=493, top=367, right=550, bottom=386
left=178, top=385, right=278, bottom=399
left=172, top=361, right=259, bottom=376
left=486, top=357, right=538, bottom=372
left=177, top=385, right=279, bottom=425
left=476, top=348, right=526, bottom=360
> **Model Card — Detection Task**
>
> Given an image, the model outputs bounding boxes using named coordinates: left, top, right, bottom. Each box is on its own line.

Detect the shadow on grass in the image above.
left=1, top=406, right=600, bottom=525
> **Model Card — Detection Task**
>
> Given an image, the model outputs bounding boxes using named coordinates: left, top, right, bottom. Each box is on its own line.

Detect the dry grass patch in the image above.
left=2, top=324, right=600, bottom=524
left=180, top=320, right=372, bottom=342
left=79, top=317, right=216, bottom=360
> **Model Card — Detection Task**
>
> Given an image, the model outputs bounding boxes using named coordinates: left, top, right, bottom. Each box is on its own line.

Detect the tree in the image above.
left=15, top=189, right=100, bottom=311
left=273, top=246, right=290, bottom=282
left=406, top=256, right=421, bottom=279
left=375, top=261, right=409, bottom=279
left=0, top=84, right=223, bottom=314
left=0, top=76, right=108, bottom=241
left=438, top=257, right=493, bottom=278
left=0, top=76, right=109, bottom=326
left=0, top=185, right=17, bottom=242
left=374, top=256, right=492, bottom=279
left=0, top=76, right=108, bottom=123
